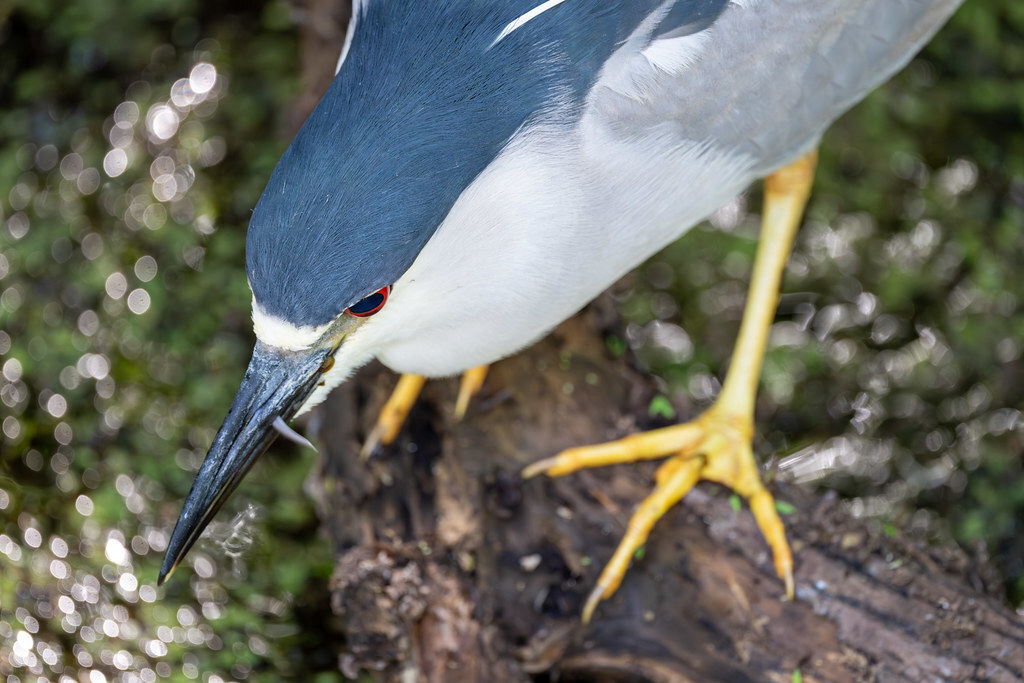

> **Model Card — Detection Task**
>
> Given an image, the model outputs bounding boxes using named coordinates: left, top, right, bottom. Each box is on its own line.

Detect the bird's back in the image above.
left=591, top=0, right=964, bottom=175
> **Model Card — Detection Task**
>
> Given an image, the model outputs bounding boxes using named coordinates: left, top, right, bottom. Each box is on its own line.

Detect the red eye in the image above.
left=346, top=286, right=391, bottom=317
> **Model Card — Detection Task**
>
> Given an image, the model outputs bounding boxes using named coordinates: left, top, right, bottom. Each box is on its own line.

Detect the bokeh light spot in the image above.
left=127, top=288, right=151, bottom=314
left=60, top=153, right=83, bottom=180
left=81, top=232, right=104, bottom=260
left=119, top=572, right=139, bottom=592
left=54, top=421, right=73, bottom=445
left=46, top=393, right=68, bottom=418
left=7, top=212, right=29, bottom=239
left=2, top=285, right=24, bottom=311
left=170, top=78, right=197, bottom=108
left=75, top=495, right=94, bottom=516
left=105, top=272, right=128, bottom=299
left=139, top=584, right=157, bottom=603
left=57, top=595, right=75, bottom=615
left=77, top=167, right=100, bottom=194
left=134, top=255, right=158, bottom=282
left=152, top=174, right=178, bottom=202
left=104, top=148, right=128, bottom=177
left=105, top=536, right=128, bottom=564
left=146, top=104, right=180, bottom=141
left=0, top=534, right=23, bottom=561
left=50, top=558, right=69, bottom=579
left=3, top=357, right=23, bottom=381
left=114, top=100, right=140, bottom=125
left=77, top=309, right=100, bottom=336
left=35, top=144, right=58, bottom=170
left=189, top=62, right=217, bottom=94
left=143, top=202, right=167, bottom=230
left=3, top=416, right=21, bottom=440
left=51, top=536, right=68, bottom=557
left=176, top=605, right=196, bottom=627
left=24, top=526, right=42, bottom=548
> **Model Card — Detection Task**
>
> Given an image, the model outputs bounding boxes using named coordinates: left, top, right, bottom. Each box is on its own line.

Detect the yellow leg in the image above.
left=361, top=374, right=427, bottom=458
left=454, top=365, right=489, bottom=420
left=524, top=150, right=817, bottom=622
left=362, top=366, right=492, bottom=456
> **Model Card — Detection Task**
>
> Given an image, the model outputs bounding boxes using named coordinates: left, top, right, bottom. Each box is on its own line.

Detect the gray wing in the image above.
left=592, top=0, right=965, bottom=175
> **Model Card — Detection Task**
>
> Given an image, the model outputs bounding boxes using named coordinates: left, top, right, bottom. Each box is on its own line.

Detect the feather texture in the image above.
left=241, top=0, right=965, bottom=413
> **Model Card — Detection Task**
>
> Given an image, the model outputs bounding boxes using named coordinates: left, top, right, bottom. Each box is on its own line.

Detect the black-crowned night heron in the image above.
left=160, top=0, right=965, bottom=622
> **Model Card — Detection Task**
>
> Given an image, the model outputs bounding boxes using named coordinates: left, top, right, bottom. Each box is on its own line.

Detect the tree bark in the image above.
left=304, top=304, right=1024, bottom=683
left=292, top=4, right=1024, bottom=681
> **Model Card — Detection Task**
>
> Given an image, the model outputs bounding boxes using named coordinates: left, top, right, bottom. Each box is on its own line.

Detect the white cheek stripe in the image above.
left=251, top=299, right=330, bottom=351
left=491, top=0, right=572, bottom=48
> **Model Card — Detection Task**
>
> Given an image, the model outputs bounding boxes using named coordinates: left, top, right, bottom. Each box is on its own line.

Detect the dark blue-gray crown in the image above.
left=246, top=0, right=730, bottom=327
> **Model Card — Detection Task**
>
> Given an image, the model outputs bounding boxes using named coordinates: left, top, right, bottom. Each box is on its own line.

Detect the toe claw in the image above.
left=362, top=374, right=427, bottom=458
left=581, top=582, right=607, bottom=625
left=747, top=488, right=794, bottom=599
left=360, top=423, right=388, bottom=459
left=454, top=365, right=488, bottom=421
left=522, top=457, right=558, bottom=479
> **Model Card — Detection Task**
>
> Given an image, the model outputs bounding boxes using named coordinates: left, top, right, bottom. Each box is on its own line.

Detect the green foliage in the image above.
left=729, top=494, right=742, bottom=514
left=648, top=395, right=677, bottom=420
left=774, top=501, right=796, bottom=516
left=0, top=0, right=341, bottom=680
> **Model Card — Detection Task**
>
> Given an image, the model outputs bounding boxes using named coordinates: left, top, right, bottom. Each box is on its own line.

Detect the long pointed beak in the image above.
left=159, top=341, right=330, bottom=585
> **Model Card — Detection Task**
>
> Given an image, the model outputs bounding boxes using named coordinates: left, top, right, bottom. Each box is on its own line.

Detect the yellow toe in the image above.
left=525, top=406, right=794, bottom=621
left=361, top=374, right=427, bottom=458
left=362, top=366, right=494, bottom=457
left=454, top=365, right=489, bottom=420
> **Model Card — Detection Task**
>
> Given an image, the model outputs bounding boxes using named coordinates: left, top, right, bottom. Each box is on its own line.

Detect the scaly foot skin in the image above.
left=362, top=366, right=490, bottom=457
left=523, top=405, right=793, bottom=623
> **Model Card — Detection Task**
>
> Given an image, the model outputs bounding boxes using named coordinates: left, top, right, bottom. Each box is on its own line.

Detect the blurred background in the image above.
left=0, top=1, right=1021, bottom=680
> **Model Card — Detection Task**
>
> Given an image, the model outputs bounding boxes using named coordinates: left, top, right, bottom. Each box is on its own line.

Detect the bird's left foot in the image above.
left=523, top=404, right=792, bottom=623
left=361, top=366, right=489, bottom=457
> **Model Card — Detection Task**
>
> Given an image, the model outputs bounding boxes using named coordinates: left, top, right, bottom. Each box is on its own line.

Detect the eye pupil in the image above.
left=347, top=286, right=390, bottom=317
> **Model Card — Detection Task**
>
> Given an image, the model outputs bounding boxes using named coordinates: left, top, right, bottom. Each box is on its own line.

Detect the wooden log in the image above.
left=304, top=306, right=1024, bottom=682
